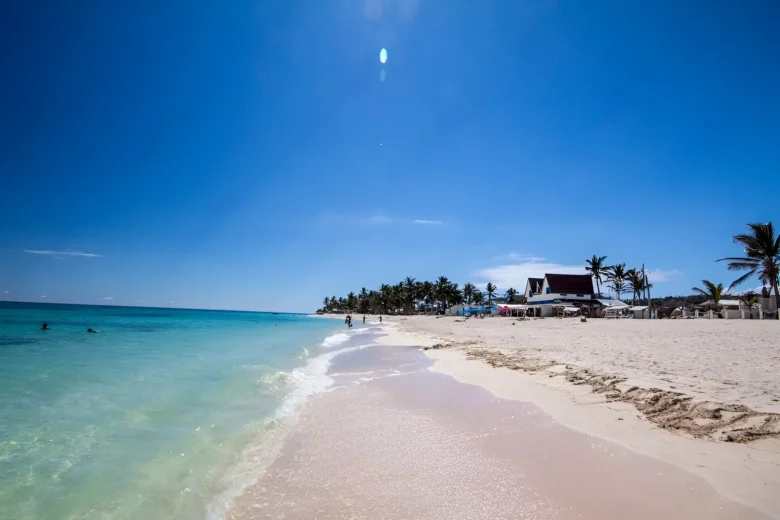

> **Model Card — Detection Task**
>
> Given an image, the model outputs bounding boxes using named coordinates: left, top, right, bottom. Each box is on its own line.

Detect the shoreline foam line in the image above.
left=206, top=328, right=381, bottom=520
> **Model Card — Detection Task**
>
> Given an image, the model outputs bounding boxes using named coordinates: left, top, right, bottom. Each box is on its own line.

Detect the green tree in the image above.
left=625, top=269, right=647, bottom=305
left=485, top=282, right=497, bottom=307
left=472, top=290, right=485, bottom=306
left=606, top=264, right=628, bottom=301
left=739, top=292, right=759, bottom=319
left=358, top=287, right=370, bottom=313
left=403, top=277, right=417, bottom=313
left=462, top=283, right=476, bottom=305
left=346, top=292, right=357, bottom=312
left=504, top=287, right=518, bottom=303
left=433, top=276, right=451, bottom=313
left=378, top=284, right=392, bottom=314
left=585, top=255, right=608, bottom=297
left=718, top=222, right=780, bottom=318
left=692, top=280, right=725, bottom=308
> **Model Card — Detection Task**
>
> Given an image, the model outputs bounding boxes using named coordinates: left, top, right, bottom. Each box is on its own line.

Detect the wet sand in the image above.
left=226, top=340, right=769, bottom=519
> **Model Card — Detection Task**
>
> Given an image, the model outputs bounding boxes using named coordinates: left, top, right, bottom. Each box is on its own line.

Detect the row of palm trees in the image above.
left=318, top=277, right=519, bottom=315
left=584, top=256, right=653, bottom=304
left=319, top=222, right=779, bottom=317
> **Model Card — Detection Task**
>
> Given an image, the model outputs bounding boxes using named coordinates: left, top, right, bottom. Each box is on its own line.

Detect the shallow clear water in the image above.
left=0, top=302, right=347, bottom=520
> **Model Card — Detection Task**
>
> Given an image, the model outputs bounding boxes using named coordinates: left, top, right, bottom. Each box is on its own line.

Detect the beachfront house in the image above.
left=525, top=273, right=598, bottom=317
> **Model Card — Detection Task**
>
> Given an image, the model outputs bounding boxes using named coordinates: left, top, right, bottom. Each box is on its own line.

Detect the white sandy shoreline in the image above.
left=372, top=316, right=780, bottom=519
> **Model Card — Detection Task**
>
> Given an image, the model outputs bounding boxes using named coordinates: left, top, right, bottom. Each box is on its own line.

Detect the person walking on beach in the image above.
left=379, top=315, right=382, bottom=323
left=363, top=315, right=366, bottom=324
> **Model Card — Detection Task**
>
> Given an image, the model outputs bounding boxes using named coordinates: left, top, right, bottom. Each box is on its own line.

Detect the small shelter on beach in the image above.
left=554, top=305, right=581, bottom=317
left=498, top=304, right=528, bottom=317
left=629, top=306, right=649, bottom=319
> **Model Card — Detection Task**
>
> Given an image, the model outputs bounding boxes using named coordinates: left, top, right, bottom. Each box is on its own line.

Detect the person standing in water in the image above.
left=363, top=315, right=366, bottom=324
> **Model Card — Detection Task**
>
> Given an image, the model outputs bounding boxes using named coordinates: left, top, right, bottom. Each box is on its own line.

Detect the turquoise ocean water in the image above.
left=0, top=302, right=352, bottom=519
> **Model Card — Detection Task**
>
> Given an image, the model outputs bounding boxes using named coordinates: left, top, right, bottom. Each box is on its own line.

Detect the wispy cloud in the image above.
left=366, top=215, right=393, bottom=225
left=476, top=256, right=590, bottom=291
left=645, top=268, right=683, bottom=283
left=99, top=296, right=114, bottom=301
left=732, top=285, right=765, bottom=296
left=25, top=250, right=101, bottom=258
left=413, top=219, right=444, bottom=225
left=40, top=295, right=47, bottom=299
left=493, top=252, right=545, bottom=263
left=3, top=290, right=9, bottom=294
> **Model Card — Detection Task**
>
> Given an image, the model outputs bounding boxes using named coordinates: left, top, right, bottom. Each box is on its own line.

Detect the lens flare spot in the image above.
left=379, top=48, right=388, bottom=64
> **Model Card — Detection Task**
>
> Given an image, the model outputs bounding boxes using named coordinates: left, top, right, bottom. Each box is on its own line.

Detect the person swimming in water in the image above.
left=41, top=323, right=48, bottom=330
left=87, top=328, right=97, bottom=333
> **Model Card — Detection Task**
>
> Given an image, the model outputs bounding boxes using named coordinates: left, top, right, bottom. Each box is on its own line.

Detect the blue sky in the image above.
left=1, top=1, right=778, bottom=312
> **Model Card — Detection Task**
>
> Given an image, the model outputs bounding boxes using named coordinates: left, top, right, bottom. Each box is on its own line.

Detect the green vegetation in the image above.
left=319, top=221, right=778, bottom=318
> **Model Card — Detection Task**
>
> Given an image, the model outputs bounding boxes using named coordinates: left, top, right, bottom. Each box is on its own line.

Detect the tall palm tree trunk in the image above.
left=774, top=280, right=780, bottom=319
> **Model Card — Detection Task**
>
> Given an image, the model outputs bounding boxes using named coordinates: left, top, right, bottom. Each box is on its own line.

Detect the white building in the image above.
left=524, top=273, right=599, bottom=317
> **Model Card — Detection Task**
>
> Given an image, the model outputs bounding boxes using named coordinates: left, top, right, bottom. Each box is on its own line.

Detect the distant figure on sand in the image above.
left=363, top=315, right=366, bottom=324
left=87, top=328, right=97, bottom=333
left=379, top=316, right=382, bottom=323
left=41, top=323, right=48, bottom=330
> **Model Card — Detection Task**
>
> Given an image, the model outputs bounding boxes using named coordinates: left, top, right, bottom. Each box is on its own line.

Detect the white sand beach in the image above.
left=224, top=316, right=780, bottom=519
left=382, top=316, right=780, bottom=517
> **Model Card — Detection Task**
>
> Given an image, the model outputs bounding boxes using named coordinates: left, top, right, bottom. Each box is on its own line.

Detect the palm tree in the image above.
left=739, top=292, right=759, bottom=319
left=718, top=222, right=780, bottom=318
left=358, top=287, right=370, bottom=313
left=379, top=284, right=392, bottom=314
left=368, top=290, right=380, bottom=313
left=346, top=292, right=357, bottom=312
left=447, top=283, right=463, bottom=308
left=692, top=280, right=725, bottom=309
left=605, top=264, right=628, bottom=301
left=485, top=282, right=497, bottom=307
left=504, top=287, right=518, bottom=303
left=322, top=297, right=331, bottom=312
left=625, top=269, right=645, bottom=305
left=403, top=277, right=417, bottom=314
left=433, top=276, right=451, bottom=313
left=472, top=290, right=485, bottom=306
left=462, top=283, right=476, bottom=305
left=585, top=255, right=608, bottom=297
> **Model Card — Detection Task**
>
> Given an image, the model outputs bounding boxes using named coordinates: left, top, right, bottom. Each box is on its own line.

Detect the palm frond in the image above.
left=725, top=263, right=759, bottom=271
left=727, top=271, right=758, bottom=291
left=716, top=256, right=755, bottom=263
